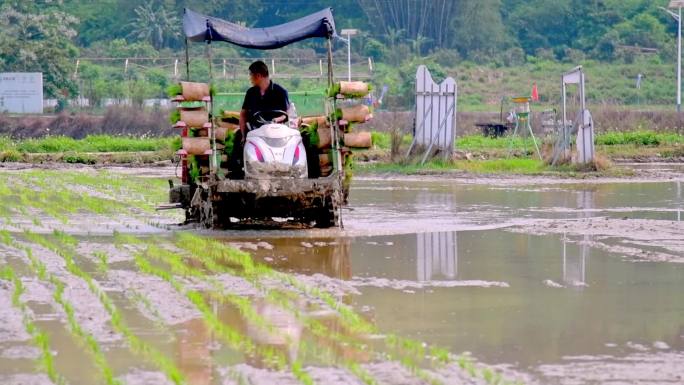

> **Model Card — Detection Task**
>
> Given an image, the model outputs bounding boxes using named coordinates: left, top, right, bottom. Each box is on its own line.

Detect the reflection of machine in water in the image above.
left=246, top=237, right=351, bottom=280
left=562, top=189, right=594, bottom=286
left=176, top=318, right=213, bottom=385
left=416, top=231, right=457, bottom=281
left=245, top=298, right=304, bottom=367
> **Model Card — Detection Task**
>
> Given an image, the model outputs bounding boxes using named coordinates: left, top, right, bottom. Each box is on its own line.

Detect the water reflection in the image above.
left=169, top=237, right=371, bottom=381
left=246, top=238, right=352, bottom=280
left=677, top=181, right=681, bottom=222
left=175, top=318, right=213, bottom=385
left=417, top=190, right=458, bottom=212
left=562, top=239, right=587, bottom=286
left=189, top=178, right=684, bottom=374
left=561, top=189, right=595, bottom=286
left=245, top=298, right=304, bottom=367
left=416, top=231, right=457, bottom=281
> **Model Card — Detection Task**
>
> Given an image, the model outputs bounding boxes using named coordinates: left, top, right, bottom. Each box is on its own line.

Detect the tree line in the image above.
left=0, top=0, right=677, bottom=103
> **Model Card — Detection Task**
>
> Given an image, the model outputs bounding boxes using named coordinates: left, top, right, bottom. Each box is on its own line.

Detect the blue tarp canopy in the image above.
left=183, top=8, right=337, bottom=49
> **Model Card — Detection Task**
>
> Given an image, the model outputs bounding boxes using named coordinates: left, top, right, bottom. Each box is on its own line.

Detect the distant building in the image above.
left=0, top=73, right=43, bottom=114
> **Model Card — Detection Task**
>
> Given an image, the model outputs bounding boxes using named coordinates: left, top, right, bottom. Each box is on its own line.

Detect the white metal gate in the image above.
left=407, top=65, right=457, bottom=162
left=557, top=65, right=595, bottom=164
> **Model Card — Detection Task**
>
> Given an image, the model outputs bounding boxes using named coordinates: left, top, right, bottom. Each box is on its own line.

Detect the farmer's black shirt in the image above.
left=242, top=81, right=289, bottom=127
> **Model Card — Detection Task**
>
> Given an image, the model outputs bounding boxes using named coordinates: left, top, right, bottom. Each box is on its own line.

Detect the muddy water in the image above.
left=222, top=177, right=684, bottom=382
left=346, top=178, right=684, bottom=229
left=622, top=162, right=684, bottom=173
left=1, top=169, right=683, bottom=384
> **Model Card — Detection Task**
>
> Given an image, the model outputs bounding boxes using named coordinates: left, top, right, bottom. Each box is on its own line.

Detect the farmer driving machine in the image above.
left=165, top=8, right=372, bottom=229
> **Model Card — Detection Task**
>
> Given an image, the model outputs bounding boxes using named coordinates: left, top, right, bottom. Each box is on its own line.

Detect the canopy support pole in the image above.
left=326, top=37, right=343, bottom=227
left=206, top=39, right=217, bottom=174
left=184, top=37, right=190, bottom=81
left=327, top=38, right=334, bottom=87
left=206, top=41, right=213, bottom=82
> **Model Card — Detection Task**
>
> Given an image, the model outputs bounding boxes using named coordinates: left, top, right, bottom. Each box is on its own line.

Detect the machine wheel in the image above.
left=315, top=195, right=339, bottom=228
left=198, top=189, right=221, bottom=229
left=199, top=199, right=213, bottom=229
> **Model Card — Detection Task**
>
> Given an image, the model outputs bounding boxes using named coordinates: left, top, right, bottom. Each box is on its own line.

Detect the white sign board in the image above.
left=0, top=72, right=43, bottom=114
left=415, top=65, right=457, bottom=154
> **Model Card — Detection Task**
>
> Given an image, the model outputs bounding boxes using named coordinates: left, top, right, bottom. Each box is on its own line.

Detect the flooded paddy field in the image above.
left=0, top=165, right=682, bottom=385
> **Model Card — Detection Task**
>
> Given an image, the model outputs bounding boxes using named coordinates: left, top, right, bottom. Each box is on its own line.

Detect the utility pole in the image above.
left=341, top=29, right=358, bottom=81
left=662, top=2, right=684, bottom=112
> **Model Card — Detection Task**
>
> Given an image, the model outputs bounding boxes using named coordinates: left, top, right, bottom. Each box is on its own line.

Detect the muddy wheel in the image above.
left=199, top=189, right=221, bottom=229
left=199, top=199, right=214, bottom=229
left=315, top=195, right=339, bottom=228
left=185, top=207, right=199, bottom=224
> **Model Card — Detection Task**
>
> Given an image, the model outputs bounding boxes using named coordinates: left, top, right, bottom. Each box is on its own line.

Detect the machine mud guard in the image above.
left=188, top=175, right=343, bottom=229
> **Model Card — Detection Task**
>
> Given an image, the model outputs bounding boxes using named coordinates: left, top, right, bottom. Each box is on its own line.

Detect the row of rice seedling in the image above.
left=131, top=249, right=318, bottom=385
left=110, top=232, right=379, bottom=383
left=144, top=242, right=365, bottom=367
left=171, top=234, right=454, bottom=384
left=3, top=217, right=516, bottom=385
left=176, top=233, right=372, bottom=333
left=139, top=237, right=383, bottom=384
left=1, top=231, right=120, bottom=385
left=144, top=244, right=295, bottom=344
left=0, top=173, right=120, bottom=226
left=173, top=233, right=520, bottom=385
left=165, top=236, right=383, bottom=375
left=0, top=169, right=520, bottom=385
left=183, top=236, right=438, bottom=379
left=3, top=177, right=74, bottom=224
left=55, top=171, right=168, bottom=211
left=21, top=171, right=158, bottom=213
left=25, top=230, right=186, bottom=385
left=22, top=172, right=122, bottom=215
left=0, top=171, right=168, bottom=227
left=0, top=264, right=65, bottom=384
left=84, top=245, right=171, bottom=331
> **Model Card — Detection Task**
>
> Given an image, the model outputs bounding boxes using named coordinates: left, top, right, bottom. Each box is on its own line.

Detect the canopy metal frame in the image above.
left=181, top=7, right=342, bottom=194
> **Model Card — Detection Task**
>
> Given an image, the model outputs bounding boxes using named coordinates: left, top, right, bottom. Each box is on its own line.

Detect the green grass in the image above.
left=455, top=158, right=545, bottom=173
left=370, top=132, right=391, bottom=149
left=456, top=135, right=537, bottom=150
left=363, top=130, right=683, bottom=175
left=457, top=131, right=684, bottom=150
left=370, top=131, right=683, bottom=153
left=595, top=131, right=684, bottom=146
left=0, top=135, right=177, bottom=154
left=369, top=132, right=413, bottom=150
left=444, top=59, right=678, bottom=108
left=361, top=158, right=546, bottom=175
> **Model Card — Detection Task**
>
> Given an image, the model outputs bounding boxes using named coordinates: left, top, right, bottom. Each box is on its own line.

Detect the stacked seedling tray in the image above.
left=329, top=81, right=374, bottom=197
left=169, top=82, right=213, bottom=184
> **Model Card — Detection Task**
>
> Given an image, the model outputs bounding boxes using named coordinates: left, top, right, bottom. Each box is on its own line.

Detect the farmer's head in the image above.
left=248, top=60, right=269, bottom=87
